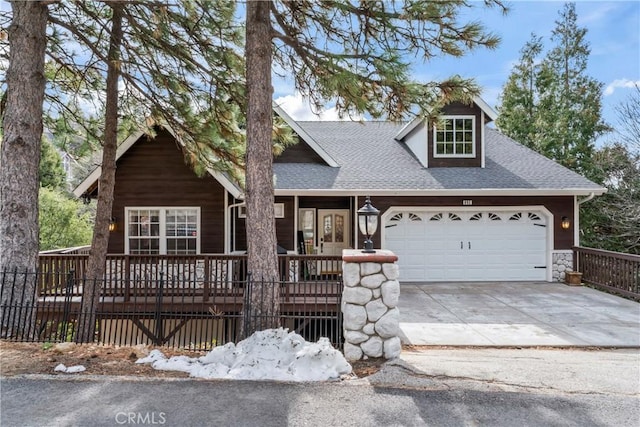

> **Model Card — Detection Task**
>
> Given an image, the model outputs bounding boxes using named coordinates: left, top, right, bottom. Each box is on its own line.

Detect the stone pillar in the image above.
left=552, top=251, right=574, bottom=282
left=341, top=249, right=401, bottom=361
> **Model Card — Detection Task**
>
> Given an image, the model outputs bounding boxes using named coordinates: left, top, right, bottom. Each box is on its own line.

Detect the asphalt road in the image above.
left=2, top=373, right=638, bottom=427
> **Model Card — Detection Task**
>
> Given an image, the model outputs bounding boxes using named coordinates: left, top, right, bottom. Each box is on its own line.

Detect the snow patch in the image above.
left=136, top=328, right=352, bottom=382
left=54, top=364, right=86, bottom=374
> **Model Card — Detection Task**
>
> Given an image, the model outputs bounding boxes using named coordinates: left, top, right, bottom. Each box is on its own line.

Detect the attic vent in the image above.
left=488, top=213, right=502, bottom=221
left=470, top=213, right=483, bottom=221
left=449, top=213, right=462, bottom=221
left=430, top=213, right=443, bottom=221
left=509, top=213, right=522, bottom=221
left=528, top=213, right=542, bottom=221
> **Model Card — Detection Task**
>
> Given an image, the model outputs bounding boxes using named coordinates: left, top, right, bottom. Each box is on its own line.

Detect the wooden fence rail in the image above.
left=37, top=254, right=343, bottom=297
left=573, top=246, right=640, bottom=300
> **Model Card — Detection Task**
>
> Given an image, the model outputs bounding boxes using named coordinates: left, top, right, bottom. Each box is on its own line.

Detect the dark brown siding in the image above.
left=299, top=196, right=351, bottom=209
left=108, top=129, right=226, bottom=253
left=236, top=194, right=573, bottom=253
left=368, top=195, right=575, bottom=250
left=233, top=196, right=296, bottom=252
left=275, top=137, right=325, bottom=164
left=428, top=102, right=483, bottom=168
left=276, top=196, right=295, bottom=250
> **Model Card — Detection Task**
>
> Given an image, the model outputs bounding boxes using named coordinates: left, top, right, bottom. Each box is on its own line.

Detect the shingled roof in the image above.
left=272, top=121, right=604, bottom=195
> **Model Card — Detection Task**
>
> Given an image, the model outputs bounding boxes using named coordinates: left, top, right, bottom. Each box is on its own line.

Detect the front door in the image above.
left=317, top=209, right=349, bottom=275
left=317, top=209, right=350, bottom=255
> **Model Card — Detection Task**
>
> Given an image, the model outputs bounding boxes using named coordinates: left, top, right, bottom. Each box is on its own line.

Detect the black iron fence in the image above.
left=1, top=265, right=343, bottom=350
left=573, top=246, right=640, bottom=300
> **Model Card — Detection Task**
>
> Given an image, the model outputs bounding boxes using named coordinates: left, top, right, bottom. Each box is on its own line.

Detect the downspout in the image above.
left=577, top=192, right=596, bottom=205
left=574, top=192, right=596, bottom=250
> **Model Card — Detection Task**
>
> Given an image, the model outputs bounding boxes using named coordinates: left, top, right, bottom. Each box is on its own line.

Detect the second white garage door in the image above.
left=384, top=209, right=548, bottom=281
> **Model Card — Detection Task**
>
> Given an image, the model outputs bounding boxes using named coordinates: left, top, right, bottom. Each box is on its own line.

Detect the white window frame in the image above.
left=433, top=115, right=476, bottom=158
left=125, top=207, right=201, bottom=255
left=238, top=203, right=285, bottom=219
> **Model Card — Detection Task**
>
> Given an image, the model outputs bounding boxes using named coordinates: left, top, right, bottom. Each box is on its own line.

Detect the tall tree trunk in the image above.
left=0, top=2, right=48, bottom=339
left=242, top=0, right=280, bottom=337
left=76, top=5, right=123, bottom=343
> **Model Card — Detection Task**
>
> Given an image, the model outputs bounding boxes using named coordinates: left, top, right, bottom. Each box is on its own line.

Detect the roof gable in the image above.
left=273, top=105, right=339, bottom=167
left=395, top=96, right=497, bottom=141
left=72, top=126, right=243, bottom=199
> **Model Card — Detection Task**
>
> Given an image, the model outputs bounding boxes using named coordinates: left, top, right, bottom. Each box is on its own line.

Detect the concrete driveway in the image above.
left=398, top=282, right=640, bottom=347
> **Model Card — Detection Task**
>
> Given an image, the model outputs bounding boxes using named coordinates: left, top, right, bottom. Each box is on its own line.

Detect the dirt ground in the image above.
left=0, top=340, right=383, bottom=379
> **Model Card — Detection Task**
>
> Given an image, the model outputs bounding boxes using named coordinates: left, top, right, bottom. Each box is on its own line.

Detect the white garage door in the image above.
left=384, top=210, right=547, bottom=281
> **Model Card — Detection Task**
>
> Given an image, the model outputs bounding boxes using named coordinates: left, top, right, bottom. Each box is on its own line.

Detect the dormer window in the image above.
left=434, top=116, right=475, bottom=158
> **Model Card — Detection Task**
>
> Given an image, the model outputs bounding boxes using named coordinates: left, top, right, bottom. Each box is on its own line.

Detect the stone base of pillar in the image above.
left=342, top=250, right=401, bottom=361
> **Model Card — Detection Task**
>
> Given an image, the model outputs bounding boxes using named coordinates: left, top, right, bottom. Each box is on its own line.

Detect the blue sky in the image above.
left=275, top=1, right=640, bottom=137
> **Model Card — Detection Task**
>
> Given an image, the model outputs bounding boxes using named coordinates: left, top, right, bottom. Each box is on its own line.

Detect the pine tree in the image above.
left=0, top=1, right=247, bottom=338
left=39, top=138, right=67, bottom=190
left=497, top=3, right=609, bottom=177
left=0, top=2, right=48, bottom=339
left=242, top=0, right=507, bottom=334
left=496, top=35, right=544, bottom=150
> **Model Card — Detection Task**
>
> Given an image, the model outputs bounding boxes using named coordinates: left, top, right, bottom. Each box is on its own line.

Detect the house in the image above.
left=73, top=98, right=605, bottom=283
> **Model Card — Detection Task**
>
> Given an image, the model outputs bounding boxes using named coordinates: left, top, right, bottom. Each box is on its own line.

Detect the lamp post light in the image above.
left=109, top=217, right=117, bottom=232
left=357, top=196, right=379, bottom=253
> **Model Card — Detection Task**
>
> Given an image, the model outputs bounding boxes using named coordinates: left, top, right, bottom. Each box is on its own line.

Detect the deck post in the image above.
left=341, top=250, right=401, bottom=361
left=154, top=272, right=164, bottom=345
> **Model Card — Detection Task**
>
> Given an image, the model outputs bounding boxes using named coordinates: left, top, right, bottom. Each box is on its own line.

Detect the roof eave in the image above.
left=72, top=129, right=147, bottom=198
left=274, top=188, right=607, bottom=197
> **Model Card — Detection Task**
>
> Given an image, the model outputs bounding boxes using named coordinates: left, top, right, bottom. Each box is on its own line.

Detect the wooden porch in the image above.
left=32, top=253, right=344, bottom=348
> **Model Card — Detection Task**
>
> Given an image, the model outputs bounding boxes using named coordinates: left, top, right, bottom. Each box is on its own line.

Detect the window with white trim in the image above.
left=434, top=116, right=475, bottom=157
left=126, top=207, right=200, bottom=255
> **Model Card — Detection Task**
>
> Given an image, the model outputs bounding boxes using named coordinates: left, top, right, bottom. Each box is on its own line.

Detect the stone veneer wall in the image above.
left=552, top=251, right=574, bottom=282
left=341, top=250, right=401, bottom=361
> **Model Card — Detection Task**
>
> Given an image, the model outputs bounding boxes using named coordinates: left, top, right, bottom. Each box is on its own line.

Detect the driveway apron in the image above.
left=398, top=282, right=640, bottom=347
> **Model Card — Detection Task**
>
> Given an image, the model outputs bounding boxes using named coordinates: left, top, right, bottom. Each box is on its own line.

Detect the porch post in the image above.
left=341, top=249, right=401, bottom=361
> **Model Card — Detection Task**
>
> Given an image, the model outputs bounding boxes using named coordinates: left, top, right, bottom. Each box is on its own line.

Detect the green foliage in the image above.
left=270, top=0, right=507, bottom=120
left=582, top=143, right=640, bottom=254
left=495, top=35, right=543, bottom=149
left=40, top=137, right=67, bottom=190
left=39, top=187, right=93, bottom=251
left=497, top=3, right=609, bottom=178
left=581, top=87, right=640, bottom=254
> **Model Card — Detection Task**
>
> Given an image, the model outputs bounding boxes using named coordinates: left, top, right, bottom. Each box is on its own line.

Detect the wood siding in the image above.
left=274, top=136, right=326, bottom=164
left=233, top=196, right=296, bottom=252
left=427, top=102, right=483, bottom=168
left=108, top=129, right=226, bottom=254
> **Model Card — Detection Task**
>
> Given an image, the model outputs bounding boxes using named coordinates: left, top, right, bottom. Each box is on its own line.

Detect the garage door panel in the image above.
left=385, top=209, right=548, bottom=282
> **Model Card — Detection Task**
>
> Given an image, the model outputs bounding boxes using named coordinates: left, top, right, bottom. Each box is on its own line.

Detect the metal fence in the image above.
left=1, top=267, right=343, bottom=350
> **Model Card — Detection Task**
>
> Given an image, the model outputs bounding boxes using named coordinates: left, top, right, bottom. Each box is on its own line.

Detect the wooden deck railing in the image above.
left=37, top=253, right=343, bottom=298
left=573, top=246, right=640, bottom=300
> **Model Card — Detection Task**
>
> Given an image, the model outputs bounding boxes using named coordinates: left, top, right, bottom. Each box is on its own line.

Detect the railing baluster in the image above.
left=32, top=252, right=346, bottom=349
left=573, top=246, right=639, bottom=300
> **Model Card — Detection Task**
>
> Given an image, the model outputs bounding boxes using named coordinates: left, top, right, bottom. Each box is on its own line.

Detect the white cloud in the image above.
left=578, top=3, right=618, bottom=26
left=274, top=92, right=363, bottom=121
left=604, top=79, right=640, bottom=96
